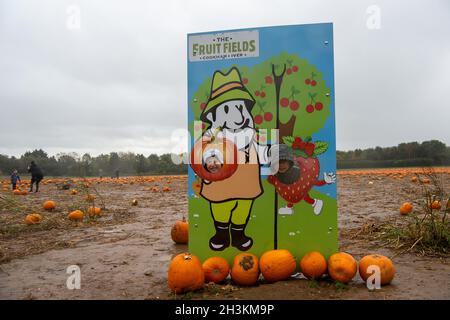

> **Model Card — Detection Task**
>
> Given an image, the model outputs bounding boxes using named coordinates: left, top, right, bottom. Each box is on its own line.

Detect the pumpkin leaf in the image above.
left=313, top=141, right=329, bottom=156
left=282, top=136, right=295, bottom=147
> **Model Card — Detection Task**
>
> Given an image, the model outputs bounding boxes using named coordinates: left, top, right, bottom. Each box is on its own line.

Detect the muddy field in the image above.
left=0, top=170, right=449, bottom=300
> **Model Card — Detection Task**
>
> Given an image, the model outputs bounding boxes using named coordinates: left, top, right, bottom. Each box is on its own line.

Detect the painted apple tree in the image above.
left=189, top=53, right=331, bottom=143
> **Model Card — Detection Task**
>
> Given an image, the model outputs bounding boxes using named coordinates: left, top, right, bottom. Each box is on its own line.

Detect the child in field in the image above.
left=10, top=169, right=21, bottom=190
left=203, top=149, right=223, bottom=174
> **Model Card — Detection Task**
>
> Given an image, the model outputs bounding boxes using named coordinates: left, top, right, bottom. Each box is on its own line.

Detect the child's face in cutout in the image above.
left=206, top=157, right=222, bottom=174
left=278, top=160, right=292, bottom=174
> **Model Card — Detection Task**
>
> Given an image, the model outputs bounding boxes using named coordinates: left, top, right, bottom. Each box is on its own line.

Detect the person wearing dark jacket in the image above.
left=10, top=169, right=21, bottom=190
left=28, top=161, right=44, bottom=192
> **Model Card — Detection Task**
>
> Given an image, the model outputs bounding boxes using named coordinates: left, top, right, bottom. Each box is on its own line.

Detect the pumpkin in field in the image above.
left=43, top=200, right=56, bottom=211
left=13, top=189, right=21, bottom=195
left=300, top=251, right=327, bottom=279
left=399, top=202, right=413, bottom=215
left=259, top=249, right=296, bottom=283
left=20, top=190, right=28, bottom=195
left=132, top=199, right=138, bottom=206
left=190, top=135, right=238, bottom=182
left=359, top=254, right=396, bottom=285
left=88, top=206, right=101, bottom=216
left=151, top=187, right=159, bottom=193
left=202, top=257, right=230, bottom=283
left=171, top=216, right=188, bottom=244
left=167, top=253, right=204, bottom=294
left=163, top=186, right=171, bottom=192
left=68, top=210, right=84, bottom=221
left=231, top=253, right=260, bottom=286
left=430, top=200, right=441, bottom=210
left=71, top=189, right=78, bottom=195
left=327, top=252, right=357, bottom=283
left=25, top=213, right=43, bottom=225
left=85, top=194, right=95, bottom=202
left=410, top=176, right=418, bottom=183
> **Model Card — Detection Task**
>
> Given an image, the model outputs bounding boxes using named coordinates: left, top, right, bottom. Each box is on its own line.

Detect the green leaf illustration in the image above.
left=313, top=141, right=329, bottom=156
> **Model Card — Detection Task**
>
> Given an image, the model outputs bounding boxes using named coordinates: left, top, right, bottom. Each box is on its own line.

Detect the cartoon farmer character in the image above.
left=199, top=67, right=272, bottom=251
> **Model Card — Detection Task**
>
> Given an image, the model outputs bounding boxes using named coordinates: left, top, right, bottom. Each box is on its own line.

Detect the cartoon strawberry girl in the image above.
left=268, top=138, right=336, bottom=215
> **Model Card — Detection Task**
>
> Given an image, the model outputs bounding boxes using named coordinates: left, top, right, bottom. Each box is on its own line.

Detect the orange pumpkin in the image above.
left=190, top=135, right=238, bottom=182
left=231, top=253, right=260, bottom=286
left=430, top=200, right=441, bottom=210
left=327, top=252, right=357, bottom=283
left=359, top=254, right=396, bottom=285
left=259, top=249, right=296, bottom=283
left=151, top=187, right=159, bottom=193
left=300, top=251, right=327, bottom=279
left=167, top=253, right=204, bottom=294
left=13, top=189, right=21, bottom=195
left=71, top=189, right=78, bottom=195
left=171, top=216, right=189, bottom=244
left=25, top=213, right=43, bottom=225
left=163, top=186, right=171, bottom=192
left=399, top=202, right=413, bottom=215
left=410, top=176, right=418, bottom=183
left=68, top=210, right=84, bottom=221
left=88, top=206, right=101, bottom=216
left=20, top=190, right=28, bottom=195
left=202, top=257, right=230, bottom=283
left=43, top=200, right=56, bottom=211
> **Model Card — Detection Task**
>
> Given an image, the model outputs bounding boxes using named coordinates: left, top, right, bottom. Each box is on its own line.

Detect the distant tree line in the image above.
left=0, top=140, right=449, bottom=176
left=337, top=140, right=450, bottom=169
left=0, top=149, right=186, bottom=177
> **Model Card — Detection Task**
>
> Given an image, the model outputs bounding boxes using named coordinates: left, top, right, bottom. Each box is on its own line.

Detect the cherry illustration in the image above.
left=265, top=76, right=273, bottom=84
left=305, top=79, right=311, bottom=85
left=286, top=68, right=292, bottom=75
left=290, top=100, right=300, bottom=111
left=255, top=90, right=260, bottom=96
left=264, top=112, right=273, bottom=121
left=306, top=104, right=314, bottom=113
left=242, top=78, right=248, bottom=84
left=311, top=80, right=317, bottom=86
left=315, top=102, right=323, bottom=111
left=200, top=102, right=206, bottom=110
left=260, top=92, right=266, bottom=98
left=254, top=115, right=263, bottom=124
left=280, top=97, right=290, bottom=107
left=292, top=66, right=299, bottom=72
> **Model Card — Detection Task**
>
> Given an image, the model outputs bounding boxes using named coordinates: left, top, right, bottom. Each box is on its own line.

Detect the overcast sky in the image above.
left=0, top=0, right=449, bottom=157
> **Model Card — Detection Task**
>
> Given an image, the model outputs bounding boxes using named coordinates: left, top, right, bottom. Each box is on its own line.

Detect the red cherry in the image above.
left=292, top=66, right=299, bottom=72
left=242, top=78, right=248, bottom=84
left=200, top=102, right=206, bottom=110
left=306, top=104, right=314, bottom=113
left=254, top=115, right=263, bottom=124
left=315, top=102, right=323, bottom=111
left=305, top=79, right=311, bottom=85
left=286, top=68, right=292, bottom=75
left=311, top=80, right=317, bottom=86
left=264, top=112, right=273, bottom=121
left=255, top=90, right=260, bottom=96
left=280, top=97, right=290, bottom=107
left=290, top=100, right=300, bottom=111
left=260, top=91, right=266, bottom=98
left=265, top=76, right=273, bottom=84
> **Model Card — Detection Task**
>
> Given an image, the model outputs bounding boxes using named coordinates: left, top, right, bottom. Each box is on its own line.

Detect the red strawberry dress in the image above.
left=268, top=156, right=327, bottom=207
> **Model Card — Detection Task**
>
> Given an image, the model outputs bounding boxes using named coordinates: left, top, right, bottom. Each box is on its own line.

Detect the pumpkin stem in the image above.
left=182, top=216, right=186, bottom=222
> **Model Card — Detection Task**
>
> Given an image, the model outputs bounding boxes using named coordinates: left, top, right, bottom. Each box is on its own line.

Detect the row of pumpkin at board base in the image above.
left=167, top=250, right=396, bottom=294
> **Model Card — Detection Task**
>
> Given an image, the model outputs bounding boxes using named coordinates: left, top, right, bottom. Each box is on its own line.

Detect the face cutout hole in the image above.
left=202, top=149, right=224, bottom=175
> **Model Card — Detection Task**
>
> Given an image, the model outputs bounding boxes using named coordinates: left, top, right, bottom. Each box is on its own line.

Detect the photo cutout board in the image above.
left=188, top=23, right=337, bottom=266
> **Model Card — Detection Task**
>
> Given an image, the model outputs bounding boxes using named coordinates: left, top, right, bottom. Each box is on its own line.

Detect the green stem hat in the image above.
left=200, top=67, right=255, bottom=122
